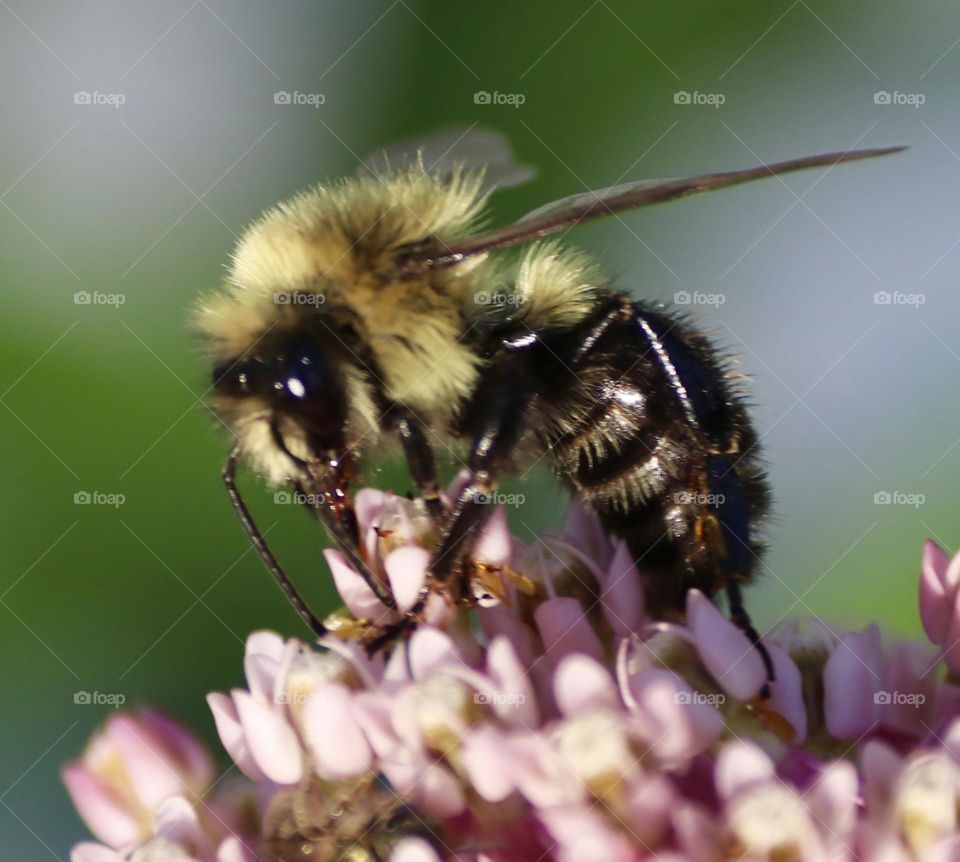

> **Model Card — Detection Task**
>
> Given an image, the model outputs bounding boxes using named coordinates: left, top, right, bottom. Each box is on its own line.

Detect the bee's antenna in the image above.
left=222, top=442, right=327, bottom=638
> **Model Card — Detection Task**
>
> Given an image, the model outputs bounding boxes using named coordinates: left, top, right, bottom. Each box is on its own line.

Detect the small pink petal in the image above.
left=599, top=541, right=646, bottom=638
left=352, top=692, right=401, bottom=760
left=104, top=713, right=186, bottom=809
left=244, top=630, right=285, bottom=663
left=562, top=503, right=615, bottom=571
left=151, top=795, right=204, bottom=847
left=921, top=539, right=953, bottom=645
left=687, top=590, right=765, bottom=700
left=460, top=725, right=516, bottom=802
left=302, top=683, right=373, bottom=779
left=390, top=838, right=441, bottom=862
left=471, top=505, right=513, bottom=567
left=137, top=709, right=214, bottom=789
left=61, top=763, right=141, bottom=849
left=70, top=844, right=121, bottom=862
left=628, top=670, right=723, bottom=765
left=805, top=760, right=858, bottom=846
left=232, top=690, right=303, bottom=785
left=217, top=836, right=255, bottom=862
left=486, top=636, right=538, bottom=726
left=715, top=740, right=775, bottom=800
left=823, top=625, right=883, bottom=740
left=766, top=644, right=807, bottom=743
left=534, top=597, right=604, bottom=665
left=553, top=654, right=619, bottom=717
left=384, top=546, right=429, bottom=613
left=408, top=627, right=463, bottom=679
left=324, top=548, right=394, bottom=624
left=206, top=693, right=265, bottom=782
left=354, top=488, right=390, bottom=538
left=509, top=732, right=584, bottom=807
left=861, top=740, right=903, bottom=813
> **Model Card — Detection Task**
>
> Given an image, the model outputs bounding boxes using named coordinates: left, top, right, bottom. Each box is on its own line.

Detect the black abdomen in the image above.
left=540, top=296, right=770, bottom=616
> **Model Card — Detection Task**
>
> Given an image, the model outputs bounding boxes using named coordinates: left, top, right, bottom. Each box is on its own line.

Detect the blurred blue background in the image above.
left=2, top=1, right=958, bottom=855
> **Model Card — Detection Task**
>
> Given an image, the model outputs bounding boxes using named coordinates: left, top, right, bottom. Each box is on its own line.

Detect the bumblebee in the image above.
left=196, top=128, right=901, bottom=676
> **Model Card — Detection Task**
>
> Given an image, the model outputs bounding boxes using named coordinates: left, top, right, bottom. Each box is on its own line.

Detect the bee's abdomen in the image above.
left=541, top=296, right=770, bottom=615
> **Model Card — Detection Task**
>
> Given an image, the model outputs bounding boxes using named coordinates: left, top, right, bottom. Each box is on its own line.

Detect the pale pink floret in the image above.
left=921, top=538, right=960, bottom=675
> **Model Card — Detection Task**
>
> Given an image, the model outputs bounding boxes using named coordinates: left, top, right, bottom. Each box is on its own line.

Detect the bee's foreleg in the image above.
left=392, top=408, right=445, bottom=526
left=222, top=442, right=327, bottom=638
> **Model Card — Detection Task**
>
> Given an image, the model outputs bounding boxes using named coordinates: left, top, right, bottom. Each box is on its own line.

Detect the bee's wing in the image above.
left=361, top=126, right=536, bottom=192
left=394, top=145, right=905, bottom=272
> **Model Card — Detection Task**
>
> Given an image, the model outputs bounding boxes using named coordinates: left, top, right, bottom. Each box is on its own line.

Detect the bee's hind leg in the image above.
left=725, top=577, right=775, bottom=698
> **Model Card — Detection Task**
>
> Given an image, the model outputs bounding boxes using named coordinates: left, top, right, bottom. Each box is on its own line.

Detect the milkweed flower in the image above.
left=64, top=493, right=960, bottom=861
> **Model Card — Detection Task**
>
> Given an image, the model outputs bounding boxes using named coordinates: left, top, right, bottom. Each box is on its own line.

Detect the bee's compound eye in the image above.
left=278, top=339, right=331, bottom=402
left=212, top=357, right=259, bottom=395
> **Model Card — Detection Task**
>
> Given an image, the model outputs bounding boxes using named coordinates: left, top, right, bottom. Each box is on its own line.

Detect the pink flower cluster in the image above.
left=64, top=488, right=960, bottom=861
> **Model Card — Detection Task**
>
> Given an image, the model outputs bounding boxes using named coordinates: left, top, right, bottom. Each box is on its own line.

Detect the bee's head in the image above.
left=211, top=328, right=358, bottom=470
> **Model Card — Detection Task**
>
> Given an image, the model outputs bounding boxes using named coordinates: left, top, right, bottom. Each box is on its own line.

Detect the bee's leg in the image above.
left=725, top=577, right=775, bottom=697
left=222, top=443, right=326, bottom=637
left=393, top=408, right=445, bottom=526
left=270, top=416, right=398, bottom=612
left=293, top=479, right=398, bottom=612
left=424, top=368, right=531, bottom=603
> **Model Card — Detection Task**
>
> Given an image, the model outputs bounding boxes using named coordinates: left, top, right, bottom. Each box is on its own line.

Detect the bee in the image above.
left=196, top=127, right=901, bottom=678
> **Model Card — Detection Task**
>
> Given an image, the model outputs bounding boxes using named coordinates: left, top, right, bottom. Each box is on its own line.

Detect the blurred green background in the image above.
left=2, top=1, right=959, bottom=855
